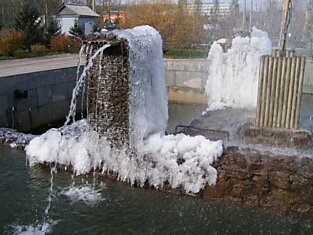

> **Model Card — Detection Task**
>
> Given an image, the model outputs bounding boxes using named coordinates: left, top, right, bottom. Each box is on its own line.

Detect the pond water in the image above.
left=1, top=103, right=313, bottom=235
left=1, top=146, right=313, bottom=235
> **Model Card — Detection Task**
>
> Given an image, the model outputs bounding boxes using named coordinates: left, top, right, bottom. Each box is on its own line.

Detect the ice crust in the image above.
left=205, top=27, right=272, bottom=111
left=25, top=26, right=223, bottom=194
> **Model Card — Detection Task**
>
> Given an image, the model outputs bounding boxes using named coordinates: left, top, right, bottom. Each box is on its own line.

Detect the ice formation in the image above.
left=25, top=26, right=224, bottom=194
left=26, top=121, right=223, bottom=193
left=0, top=128, right=35, bottom=148
left=205, top=27, right=272, bottom=111
left=12, top=220, right=57, bottom=235
left=115, top=26, right=168, bottom=147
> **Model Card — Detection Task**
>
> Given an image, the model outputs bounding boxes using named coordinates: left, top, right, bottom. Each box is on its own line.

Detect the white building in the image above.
left=56, top=4, right=99, bottom=35
left=187, top=3, right=232, bottom=17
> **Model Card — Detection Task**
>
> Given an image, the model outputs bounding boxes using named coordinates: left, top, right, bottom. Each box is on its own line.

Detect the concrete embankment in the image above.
left=0, top=55, right=313, bottom=132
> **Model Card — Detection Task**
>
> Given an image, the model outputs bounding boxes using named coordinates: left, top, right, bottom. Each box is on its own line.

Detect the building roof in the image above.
left=57, top=4, right=99, bottom=17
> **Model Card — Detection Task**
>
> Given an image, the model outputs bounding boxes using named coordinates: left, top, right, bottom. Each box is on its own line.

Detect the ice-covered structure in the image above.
left=205, top=27, right=272, bottom=111
left=66, top=26, right=168, bottom=148
left=25, top=26, right=223, bottom=193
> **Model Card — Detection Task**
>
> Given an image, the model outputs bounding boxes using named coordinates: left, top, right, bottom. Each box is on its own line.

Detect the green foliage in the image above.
left=69, top=19, right=83, bottom=37
left=45, top=17, right=61, bottom=47
left=164, top=48, right=208, bottom=59
left=14, top=3, right=44, bottom=52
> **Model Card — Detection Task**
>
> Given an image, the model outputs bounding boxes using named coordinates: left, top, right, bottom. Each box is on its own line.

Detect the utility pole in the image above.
left=242, top=0, right=246, bottom=29
left=1, top=6, right=4, bottom=27
left=45, top=0, right=48, bottom=28
left=249, top=0, right=253, bottom=29
left=279, top=0, right=293, bottom=53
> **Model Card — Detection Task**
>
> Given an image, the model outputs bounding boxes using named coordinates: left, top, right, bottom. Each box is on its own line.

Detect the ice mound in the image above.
left=205, top=27, right=272, bottom=111
left=26, top=121, right=223, bottom=193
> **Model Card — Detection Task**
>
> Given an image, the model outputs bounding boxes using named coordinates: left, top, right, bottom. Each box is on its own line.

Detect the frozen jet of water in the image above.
left=205, top=27, right=272, bottom=111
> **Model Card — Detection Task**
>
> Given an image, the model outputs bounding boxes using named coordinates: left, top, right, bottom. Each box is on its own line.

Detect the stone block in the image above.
left=0, top=114, right=9, bottom=128
left=37, top=86, right=52, bottom=106
left=165, top=71, right=175, bottom=87
left=15, top=89, right=38, bottom=112
left=52, top=83, right=70, bottom=102
left=243, top=126, right=312, bottom=149
left=0, top=95, right=9, bottom=115
left=15, top=109, right=32, bottom=132
left=175, top=71, right=203, bottom=88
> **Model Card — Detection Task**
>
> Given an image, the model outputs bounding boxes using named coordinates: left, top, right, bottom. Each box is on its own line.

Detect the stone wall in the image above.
left=85, top=39, right=130, bottom=148
left=163, top=59, right=209, bottom=104
left=204, top=147, right=313, bottom=216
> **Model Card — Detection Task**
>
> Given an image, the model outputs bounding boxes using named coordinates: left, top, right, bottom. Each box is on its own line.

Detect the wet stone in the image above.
left=85, top=41, right=130, bottom=148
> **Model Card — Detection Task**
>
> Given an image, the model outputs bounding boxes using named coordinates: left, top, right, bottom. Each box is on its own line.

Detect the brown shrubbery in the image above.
left=51, top=34, right=82, bottom=53
left=31, top=44, right=49, bottom=53
left=0, top=30, right=24, bottom=56
left=120, top=0, right=205, bottom=50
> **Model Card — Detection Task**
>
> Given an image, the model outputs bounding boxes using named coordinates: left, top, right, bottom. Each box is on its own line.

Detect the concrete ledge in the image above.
left=243, top=127, right=312, bottom=150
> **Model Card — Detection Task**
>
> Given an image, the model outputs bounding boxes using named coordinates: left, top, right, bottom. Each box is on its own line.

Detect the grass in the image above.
left=164, top=48, right=209, bottom=59
left=0, top=50, right=64, bottom=60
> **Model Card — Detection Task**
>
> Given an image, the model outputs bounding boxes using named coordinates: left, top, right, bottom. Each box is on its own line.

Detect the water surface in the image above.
left=0, top=146, right=312, bottom=235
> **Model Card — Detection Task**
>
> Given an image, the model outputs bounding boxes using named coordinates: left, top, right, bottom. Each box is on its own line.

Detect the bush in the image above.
left=51, top=35, right=82, bottom=53
left=0, top=30, right=24, bottom=56
left=164, top=48, right=208, bottom=59
left=31, top=44, right=49, bottom=53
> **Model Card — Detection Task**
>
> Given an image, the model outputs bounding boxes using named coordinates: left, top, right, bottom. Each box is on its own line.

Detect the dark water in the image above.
left=167, top=103, right=206, bottom=133
left=0, top=146, right=313, bottom=235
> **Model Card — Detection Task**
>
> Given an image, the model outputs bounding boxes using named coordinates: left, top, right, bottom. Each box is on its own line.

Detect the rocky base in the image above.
left=204, top=147, right=313, bottom=216
left=0, top=128, right=35, bottom=149
left=243, top=127, right=312, bottom=149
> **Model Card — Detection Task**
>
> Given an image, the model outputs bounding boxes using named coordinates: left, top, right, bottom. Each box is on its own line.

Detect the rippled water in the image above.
left=0, top=146, right=313, bottom=235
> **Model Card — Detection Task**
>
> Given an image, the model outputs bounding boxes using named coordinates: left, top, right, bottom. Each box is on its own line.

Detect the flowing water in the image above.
left=1, top=146, right=313, bottom=235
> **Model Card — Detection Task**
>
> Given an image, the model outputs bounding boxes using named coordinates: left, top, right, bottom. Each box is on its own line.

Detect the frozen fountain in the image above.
left=1, top=26, right=312, bottom=229
left=25, top=26, right=223, bottom=194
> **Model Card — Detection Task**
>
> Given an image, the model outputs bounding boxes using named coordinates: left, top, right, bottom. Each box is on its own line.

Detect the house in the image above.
left=187, top=3, right=232, bottom=17
left=56, top=4, right=99, bottom=36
